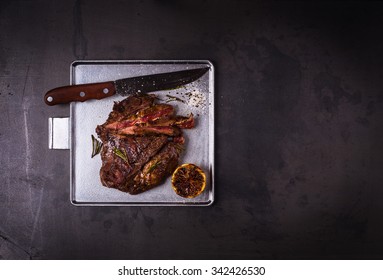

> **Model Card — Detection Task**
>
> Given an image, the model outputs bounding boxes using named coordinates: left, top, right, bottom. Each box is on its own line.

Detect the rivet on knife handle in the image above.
left=44, top=81, right=116, bottom=105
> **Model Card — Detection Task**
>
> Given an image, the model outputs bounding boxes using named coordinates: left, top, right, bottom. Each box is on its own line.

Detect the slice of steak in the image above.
left=105, top=104, right=174, bottom=130
left=127, top=142, right=183, bottom=194
left=149, top=114, right=195, bottom=129
left=96, top=94, right=154, bottom=141
left=110, top=94, right=154, bottom=121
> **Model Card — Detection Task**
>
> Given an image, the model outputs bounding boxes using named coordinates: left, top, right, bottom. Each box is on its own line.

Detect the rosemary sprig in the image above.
left=165, top=94, right=185, bottom=103
left=113, top=147, right=129, bottom=164
left=91, top=135, right=103, bottom=158
left=147, top=161, right=160, bottom=173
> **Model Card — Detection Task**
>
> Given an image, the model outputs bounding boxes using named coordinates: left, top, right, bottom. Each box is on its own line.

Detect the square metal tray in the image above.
left=70, top=60, right=214, bottom=206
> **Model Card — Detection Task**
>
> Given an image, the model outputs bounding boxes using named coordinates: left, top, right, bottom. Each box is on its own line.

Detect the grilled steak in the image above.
left=96, top=94, right=194, bottom=194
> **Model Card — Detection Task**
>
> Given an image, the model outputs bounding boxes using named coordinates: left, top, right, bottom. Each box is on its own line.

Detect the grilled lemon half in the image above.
left=171, top=164, right=206, bottom=198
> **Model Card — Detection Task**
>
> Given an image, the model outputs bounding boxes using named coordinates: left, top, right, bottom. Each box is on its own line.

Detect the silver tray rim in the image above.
left=69, top=60, right=215, bottom=206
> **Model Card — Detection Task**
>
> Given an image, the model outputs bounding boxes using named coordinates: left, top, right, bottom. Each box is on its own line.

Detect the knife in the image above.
left=44, top=67, right=209, bottom=105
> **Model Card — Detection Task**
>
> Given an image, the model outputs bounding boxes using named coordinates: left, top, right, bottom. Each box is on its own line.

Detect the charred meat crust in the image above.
left=127, top=142, right=183, bottom=194
left=100, top=135, right=169, bottom=192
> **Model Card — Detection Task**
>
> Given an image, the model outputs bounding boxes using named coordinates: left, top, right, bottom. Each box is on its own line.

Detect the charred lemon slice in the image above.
left=171, top=164, right=206, bottom=198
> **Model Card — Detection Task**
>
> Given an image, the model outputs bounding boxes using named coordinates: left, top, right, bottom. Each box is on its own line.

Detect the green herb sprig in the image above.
left=91, top=135, right=103, bottom=158
left=165, top=94, right=185, bottom=103
left=147, top=161, right=160, bottom=173
left=113, top=147, right=129, bottom=164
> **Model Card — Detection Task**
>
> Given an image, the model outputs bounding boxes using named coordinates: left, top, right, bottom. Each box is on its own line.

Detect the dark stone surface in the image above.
left=1, top=0, right=383, bottom=259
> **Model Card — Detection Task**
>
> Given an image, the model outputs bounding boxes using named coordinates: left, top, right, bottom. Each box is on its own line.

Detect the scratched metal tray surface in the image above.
left=70, top=60, right=214, bottom=206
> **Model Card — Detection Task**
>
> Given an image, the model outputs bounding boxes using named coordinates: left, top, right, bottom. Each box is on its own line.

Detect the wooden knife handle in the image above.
left=44, top=81, right=116, bottom=105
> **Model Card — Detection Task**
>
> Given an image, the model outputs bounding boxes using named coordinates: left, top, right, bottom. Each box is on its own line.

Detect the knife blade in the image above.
left=44, top=67, right=209, bottom=106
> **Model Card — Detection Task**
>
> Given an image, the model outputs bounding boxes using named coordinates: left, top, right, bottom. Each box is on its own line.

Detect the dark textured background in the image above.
left=1, top=0, right=383, bottom=259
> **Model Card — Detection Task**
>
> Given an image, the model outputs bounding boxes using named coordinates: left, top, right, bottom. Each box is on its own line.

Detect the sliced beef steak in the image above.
left=99, top=135, right=168, bottom=192
left=96, top=94, right=155, bottom=141
left=96, top=93, right=194, bottom=194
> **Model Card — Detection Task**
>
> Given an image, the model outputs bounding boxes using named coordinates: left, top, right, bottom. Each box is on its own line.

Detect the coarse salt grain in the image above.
left=186, top=91, right=206, bottom=110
